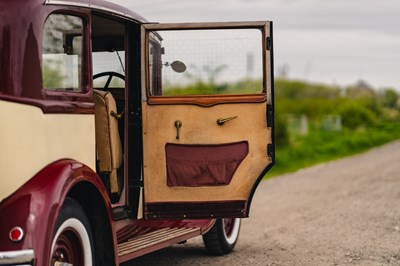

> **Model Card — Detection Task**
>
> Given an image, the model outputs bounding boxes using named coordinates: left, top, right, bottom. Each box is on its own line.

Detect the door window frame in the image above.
left=41, top=10, right=92, bottom=99
left=141, top=22, right=272, bottom=107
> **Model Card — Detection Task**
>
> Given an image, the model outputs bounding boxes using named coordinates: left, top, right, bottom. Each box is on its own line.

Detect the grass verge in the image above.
left=267, top=122, right=400, bottom=177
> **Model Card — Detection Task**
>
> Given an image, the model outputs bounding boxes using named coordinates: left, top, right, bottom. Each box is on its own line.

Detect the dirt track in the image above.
left=126, top=140, right=400, bottom=265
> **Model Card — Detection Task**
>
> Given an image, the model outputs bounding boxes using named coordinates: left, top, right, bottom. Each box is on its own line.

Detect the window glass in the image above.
left=42, top=14, right=83, bottom=91
left=148, top=29, right=263, bottom=96
left=92, top=51, right=125, bottom=88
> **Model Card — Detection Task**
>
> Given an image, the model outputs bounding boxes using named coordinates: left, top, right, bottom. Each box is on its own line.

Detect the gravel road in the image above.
left=126, top=140, right=400, bottom=266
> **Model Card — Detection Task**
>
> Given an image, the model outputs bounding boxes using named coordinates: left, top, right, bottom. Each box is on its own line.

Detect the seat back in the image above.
left=93, top=89, right=123, bottom=193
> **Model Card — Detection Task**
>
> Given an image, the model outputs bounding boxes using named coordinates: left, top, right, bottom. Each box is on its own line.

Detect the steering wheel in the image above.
left=93, top=71, right=125, bottom=89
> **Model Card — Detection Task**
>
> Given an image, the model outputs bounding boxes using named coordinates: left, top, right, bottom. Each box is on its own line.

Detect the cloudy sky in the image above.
left=108, top=0, right=399, bottom=90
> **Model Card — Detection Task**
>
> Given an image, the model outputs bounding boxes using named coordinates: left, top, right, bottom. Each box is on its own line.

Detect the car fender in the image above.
left=0, top=159, right=116, bottom=265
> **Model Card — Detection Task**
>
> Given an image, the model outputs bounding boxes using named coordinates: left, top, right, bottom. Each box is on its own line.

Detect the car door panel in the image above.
left=140, top=21, right=274, bottom=219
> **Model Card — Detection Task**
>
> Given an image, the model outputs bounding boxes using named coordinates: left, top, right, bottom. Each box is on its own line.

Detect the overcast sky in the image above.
left=108, top=0, right=399, bottom=90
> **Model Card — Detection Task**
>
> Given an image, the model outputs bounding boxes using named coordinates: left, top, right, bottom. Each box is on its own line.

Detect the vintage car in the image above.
left=0, top=0, right=274, bottom=265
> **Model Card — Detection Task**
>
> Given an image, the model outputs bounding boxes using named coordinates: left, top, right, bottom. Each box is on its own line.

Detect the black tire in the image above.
left=202, top=218, right=241, bottom=255
left=50, top=198, right=94, bottom=266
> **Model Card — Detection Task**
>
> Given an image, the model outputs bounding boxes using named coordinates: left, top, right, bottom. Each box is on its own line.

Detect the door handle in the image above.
left=217, top=116, right=238, bottom=126
left=174, top=120, right=182, bottom=139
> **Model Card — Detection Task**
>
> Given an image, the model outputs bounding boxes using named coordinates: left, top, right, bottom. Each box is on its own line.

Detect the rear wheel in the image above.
left=50, top=198, right=94, bottom=266
left=202, top=218, right=241, bottom=255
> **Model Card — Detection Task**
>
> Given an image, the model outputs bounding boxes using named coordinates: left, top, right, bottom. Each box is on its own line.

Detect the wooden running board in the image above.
left=118, top=227, right=200, bottom=263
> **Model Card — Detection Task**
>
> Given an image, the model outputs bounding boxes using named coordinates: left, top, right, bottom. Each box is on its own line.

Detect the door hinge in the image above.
left=266, top=37, right=272, bottom=50
left=267, top=143, right=274, bottom=158
left=266, top=104, right=273, bottom=127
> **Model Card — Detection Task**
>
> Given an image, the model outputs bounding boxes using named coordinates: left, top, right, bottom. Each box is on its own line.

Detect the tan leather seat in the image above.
left=93, top=89, right=123, bottom=194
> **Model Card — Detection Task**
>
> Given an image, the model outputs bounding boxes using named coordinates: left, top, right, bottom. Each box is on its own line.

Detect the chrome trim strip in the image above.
left=0, top=249, right=34, bottom=265
left=44, top=0, right=134, bottom=19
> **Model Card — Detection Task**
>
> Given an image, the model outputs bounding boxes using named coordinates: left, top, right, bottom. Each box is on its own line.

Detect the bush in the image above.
left=275, top=114, right=289, bottom=148
left=380, top=88, right=398, bottom=109
left=338, top=102, right=377, bottom=129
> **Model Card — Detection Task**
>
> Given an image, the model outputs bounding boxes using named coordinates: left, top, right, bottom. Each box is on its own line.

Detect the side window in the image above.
left=148, top=28, right=264, bottom=96
left=42, top=14, right=83, bottom=92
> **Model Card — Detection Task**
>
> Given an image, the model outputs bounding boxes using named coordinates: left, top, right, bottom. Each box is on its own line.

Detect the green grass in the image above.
left=267, top=122, right=400, bottom=177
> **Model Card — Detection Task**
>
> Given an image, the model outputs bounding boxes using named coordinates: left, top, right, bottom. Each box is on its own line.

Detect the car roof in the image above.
left=44, top=0, right=147, bottom=22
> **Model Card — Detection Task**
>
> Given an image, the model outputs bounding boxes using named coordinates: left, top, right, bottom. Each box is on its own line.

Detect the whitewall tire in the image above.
left=50, top=198, right=94, bottom=266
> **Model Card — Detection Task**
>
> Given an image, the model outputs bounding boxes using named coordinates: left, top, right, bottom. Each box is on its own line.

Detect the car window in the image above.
left=148, top=29, right=263, bottom=96
left=42, top=14, right=83, bottom=92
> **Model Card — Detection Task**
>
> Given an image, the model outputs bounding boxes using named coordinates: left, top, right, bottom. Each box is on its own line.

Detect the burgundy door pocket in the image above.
left=165, top=141, right=249, bottom=187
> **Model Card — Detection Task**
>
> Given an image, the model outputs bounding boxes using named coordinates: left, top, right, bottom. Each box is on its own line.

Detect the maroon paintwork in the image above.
left=0, top=0, right=145, bottom=114
left=0, top=159, right=115, bottom=265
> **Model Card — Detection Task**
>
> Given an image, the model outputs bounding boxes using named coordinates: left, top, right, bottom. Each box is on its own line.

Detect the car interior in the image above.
left=91, top=14, right=126, bottom=203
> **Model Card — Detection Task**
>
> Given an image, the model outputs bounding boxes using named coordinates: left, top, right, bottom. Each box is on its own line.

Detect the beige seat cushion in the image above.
left=93, top=89, right=123, bottom=193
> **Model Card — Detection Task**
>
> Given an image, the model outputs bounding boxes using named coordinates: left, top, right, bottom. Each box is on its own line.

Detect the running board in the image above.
left=118, top=227, right=200, bottom=263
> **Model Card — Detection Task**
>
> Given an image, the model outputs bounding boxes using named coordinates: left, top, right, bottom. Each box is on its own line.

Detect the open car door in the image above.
left=140, top=21, right=274, bottom=219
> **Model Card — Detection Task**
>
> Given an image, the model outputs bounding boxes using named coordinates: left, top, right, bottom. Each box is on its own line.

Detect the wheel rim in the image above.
left=222, top=218, right=241, bottom=245
left=223, top=218, right=235, bottom=237
left=51, top=228, right=84, bottom=265
left=51, top=218, right=92, bottom=266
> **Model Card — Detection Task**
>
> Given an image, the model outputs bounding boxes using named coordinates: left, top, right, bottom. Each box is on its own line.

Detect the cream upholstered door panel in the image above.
left=142, top=102, right=272, bottom=202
